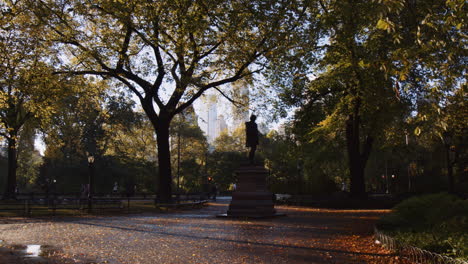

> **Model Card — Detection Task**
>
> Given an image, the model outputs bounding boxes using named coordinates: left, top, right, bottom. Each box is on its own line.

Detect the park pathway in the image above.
left=0, top=198, right=401, bottom=264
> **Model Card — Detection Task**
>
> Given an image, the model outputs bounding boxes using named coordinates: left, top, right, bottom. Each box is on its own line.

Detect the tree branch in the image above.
left=213, top=87, right=246, bottom=108
left=131, top=25, right=165, bottom=108
left=53, top=70, right=144, bottom=102
left=117, top=24, right=133, bottom=71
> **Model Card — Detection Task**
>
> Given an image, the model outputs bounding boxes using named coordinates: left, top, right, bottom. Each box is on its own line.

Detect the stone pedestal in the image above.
left=224, top=165, right=282, bottom=218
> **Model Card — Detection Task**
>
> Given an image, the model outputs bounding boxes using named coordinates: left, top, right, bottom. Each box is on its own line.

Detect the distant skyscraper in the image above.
left=196, top=80, right=250, bottom=143
left=216, top=115, right=228, bottom=136
left=206, top=94, right=218, bottom=143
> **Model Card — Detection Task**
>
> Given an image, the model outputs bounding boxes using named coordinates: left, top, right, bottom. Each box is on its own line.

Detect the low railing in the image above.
left=12, top=192, right=209, bottom=201
left=374, top=227, right=467, bottom=264
left=0, top=192, right=211, bottom=216
left=0, top=197, right=123, bottom=216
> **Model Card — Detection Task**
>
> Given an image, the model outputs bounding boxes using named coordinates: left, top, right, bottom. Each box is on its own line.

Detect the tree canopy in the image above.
left=267, top=0, right=466, bottom=197
left=0, top=1, right=68, bottom=198
left=30, top=0, right=307, bottom=201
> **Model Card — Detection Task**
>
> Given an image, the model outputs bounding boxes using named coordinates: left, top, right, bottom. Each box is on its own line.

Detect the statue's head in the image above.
left=250, top=114, right=257, bottom=121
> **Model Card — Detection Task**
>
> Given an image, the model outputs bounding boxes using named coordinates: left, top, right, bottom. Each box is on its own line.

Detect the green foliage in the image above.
left=265, top=0, right=466, bottom=196
left=262, top=129, right=301, bottom=194
left=99, top=156, right=156, bottom=194
left=0, top=0, right=464, bottom=200
left=0, top=1, right=64, bottom=134
left=208, top=151, right=244, bottom=192
left=104, top=110, right=157, bottom=162
left=39, top=85, right=162, bottom=194
left=16, top=124, right=43, bottom=191
left=170, top=109, right=207, bottom=193
left=0, top=1, right=74, bottom=196
left=43, top=78, right=108, bottom=162
left=214, top=125, right=245, bottom=153
left=29, top=0, right=307, bottom=200
left=378, top=193, right=468, bottom=259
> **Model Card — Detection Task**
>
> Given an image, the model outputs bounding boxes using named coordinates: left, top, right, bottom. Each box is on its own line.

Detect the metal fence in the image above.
left=0, top=192, right=210, bottom=216
left=374, top=228, right=467, bottom=264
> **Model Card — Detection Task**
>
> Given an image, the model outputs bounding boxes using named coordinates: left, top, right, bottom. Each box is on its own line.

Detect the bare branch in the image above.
left=53, top=70, right=144, bottom=102
left=319, top=0, right=329, bottom=14
left=131, top=25, right=165, bottom=108
left=117, top=24, right=133, bottom=70
left=198, top=41, right=222, bottom=61
left=170, top=61, right=180, bottom=87
left=213, top=87, right=246, bottom=108
left=187, top=32, right=198, bottom=76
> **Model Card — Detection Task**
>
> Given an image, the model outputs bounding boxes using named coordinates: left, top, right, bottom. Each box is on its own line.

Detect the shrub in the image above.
left=377, top=193, right=468, bottom=260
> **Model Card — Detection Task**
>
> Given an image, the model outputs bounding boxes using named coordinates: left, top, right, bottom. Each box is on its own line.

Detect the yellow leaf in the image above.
left=376, top=19, right=389, bottom=30
left=414, top=127, right=421, bottom=136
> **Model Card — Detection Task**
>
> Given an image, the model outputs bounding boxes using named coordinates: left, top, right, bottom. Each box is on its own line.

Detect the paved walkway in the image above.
left=0, top=198, right=399, bottom=264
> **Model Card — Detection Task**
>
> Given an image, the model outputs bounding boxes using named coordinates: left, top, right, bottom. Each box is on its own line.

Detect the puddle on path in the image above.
left=25, top=244, right=41, bottom=257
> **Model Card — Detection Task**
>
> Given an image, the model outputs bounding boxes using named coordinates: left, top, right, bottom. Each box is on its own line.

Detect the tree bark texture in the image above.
left=346, top=112, right=373, bottom=198
left=445, top=147, right=454, bottom=193
left=156, top=122, right=172, bottom=203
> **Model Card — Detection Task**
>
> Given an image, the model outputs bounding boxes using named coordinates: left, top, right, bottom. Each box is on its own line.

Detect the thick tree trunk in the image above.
left=3, top=136, right=18, bottom=199
left=346, top=113, right=373, bottom=198
left=445, top=147, right=454, bottom=193
left=156, top=122, right=172, bottom=203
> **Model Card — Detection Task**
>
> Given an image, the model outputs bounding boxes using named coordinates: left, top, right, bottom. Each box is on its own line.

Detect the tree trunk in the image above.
left=346, top=113, right=373, bottom=198
left=4, top=135, right=18, bottom=199
left=445, top=147, right=454, bottom=193
left=156, top=122, right=172, bottom=203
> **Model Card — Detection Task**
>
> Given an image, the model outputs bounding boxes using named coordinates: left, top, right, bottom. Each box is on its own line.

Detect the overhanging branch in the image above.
left=213, top=87, right=246, bottom=108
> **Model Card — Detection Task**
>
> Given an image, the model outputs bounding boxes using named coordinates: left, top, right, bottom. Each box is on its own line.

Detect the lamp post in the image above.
left=385, top=160, right=389, bottom=194
left=177, top=116, right=182, bottom=201
left=87, top=153, right=95, bottom=213
left=405, top=131, right=411, bottom=193
left=442, top=131, right=455, bottom=193
left=295, top=139, right=302, bottom=195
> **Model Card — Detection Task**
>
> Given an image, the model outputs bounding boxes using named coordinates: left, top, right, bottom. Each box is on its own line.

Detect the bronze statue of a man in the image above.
left=245, top=114, right=259, bottom=165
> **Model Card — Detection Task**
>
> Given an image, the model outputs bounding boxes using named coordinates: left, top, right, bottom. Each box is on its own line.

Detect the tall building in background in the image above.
left=197, top=81, right=250, bottom=143
left=206, top=94, right=218, bottom=143
left=216, top=115, right=228, bottom=136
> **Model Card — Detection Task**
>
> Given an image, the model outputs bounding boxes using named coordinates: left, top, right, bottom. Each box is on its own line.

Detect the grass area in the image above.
left=377, top=193, right=468, bottom=261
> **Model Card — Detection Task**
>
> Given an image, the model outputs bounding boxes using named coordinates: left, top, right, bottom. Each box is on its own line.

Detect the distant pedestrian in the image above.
left=80, top=184, right=87, bottom=198
left=113, top=182, right=118, bottom=194
left=211, top=185, right=217, bottom=201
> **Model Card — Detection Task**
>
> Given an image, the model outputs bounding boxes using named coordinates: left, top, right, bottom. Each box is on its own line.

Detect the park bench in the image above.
left=0, top=198, right=123, bottom=216
left=0, top=200, right=31, bottom=215
left=86, top=198, right=123, bottom=210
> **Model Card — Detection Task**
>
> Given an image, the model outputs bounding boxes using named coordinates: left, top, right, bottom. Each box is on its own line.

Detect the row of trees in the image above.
left=1, top=0, right=465, bottom=200
left=266, top=0, right=466, bottom=196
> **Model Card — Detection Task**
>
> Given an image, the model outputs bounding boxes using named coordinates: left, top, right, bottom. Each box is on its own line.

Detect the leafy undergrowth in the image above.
left=377, top=193, right=468, bottom=261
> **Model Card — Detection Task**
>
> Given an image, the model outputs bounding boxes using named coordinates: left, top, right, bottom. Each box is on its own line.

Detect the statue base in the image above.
left=218, top=165, right=284, bottom=218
